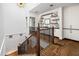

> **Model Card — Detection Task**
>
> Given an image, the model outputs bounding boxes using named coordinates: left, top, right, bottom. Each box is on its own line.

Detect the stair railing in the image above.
left=36, top=23, right=54, bottom=56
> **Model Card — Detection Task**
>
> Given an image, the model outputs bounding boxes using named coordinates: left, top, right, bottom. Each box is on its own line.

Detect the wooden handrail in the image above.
left=20, top=34, right=33, bottom=46
left=18, top=32, right=35, bottom=55
left=18, top=24, right=54, bottom=55
left=39, top=27, right=53, bottom=31
left=36, top=23, right=54, bottom=56
left=30, top=26, right=57, bottom=31
left=63, top=28, right=79, bottom=30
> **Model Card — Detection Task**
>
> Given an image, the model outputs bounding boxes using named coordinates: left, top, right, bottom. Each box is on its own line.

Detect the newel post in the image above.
left=36, top=23, right=40, bottom=56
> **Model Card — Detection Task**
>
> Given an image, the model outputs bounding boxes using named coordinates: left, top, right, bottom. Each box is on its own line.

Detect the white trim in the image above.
left=5, top=33, right=26, bottom=36
left=0, top=37, right=5, bottom=55
left=6, top=50, right=17, bottom=55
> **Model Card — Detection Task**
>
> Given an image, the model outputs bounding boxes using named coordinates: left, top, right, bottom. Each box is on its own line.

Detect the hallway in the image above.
left=0, top=3, right=79, bottom=56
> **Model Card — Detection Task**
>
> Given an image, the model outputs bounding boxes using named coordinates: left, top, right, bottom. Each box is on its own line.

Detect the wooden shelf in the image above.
left=50, top=23, right=58, bottom=24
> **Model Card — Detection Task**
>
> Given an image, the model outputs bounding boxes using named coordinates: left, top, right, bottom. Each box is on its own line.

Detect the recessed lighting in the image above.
left=50, top=4, right=53, bottom=7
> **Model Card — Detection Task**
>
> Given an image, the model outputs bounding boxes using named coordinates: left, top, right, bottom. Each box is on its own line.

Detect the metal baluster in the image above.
left=70, top=25, right=72, bottom=33
left=49, top=28, right=50, bottom=43
left=52, top=27, right=54, bottom=44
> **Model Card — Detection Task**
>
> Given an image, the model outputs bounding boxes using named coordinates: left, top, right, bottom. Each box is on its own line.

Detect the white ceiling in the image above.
left=30, top=3, right=79, bottom=15
left=26, top=3, right=40, bottom=11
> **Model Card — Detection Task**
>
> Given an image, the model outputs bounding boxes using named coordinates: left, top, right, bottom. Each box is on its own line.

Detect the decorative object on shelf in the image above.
left=9, top=35, right=13, bottom=38
left=17, top=3, right=25, bottom=8
left=52, top=18, right=59, bottom=21
left=51, top=12, right=58, bottom=17
left=19, top=33, right=23, bottom=36
left=50, top=12, right=59, bottom=29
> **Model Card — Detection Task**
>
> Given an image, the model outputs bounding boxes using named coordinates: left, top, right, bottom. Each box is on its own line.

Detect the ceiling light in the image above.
left=50, top=4, right=53, bottom=7
left=17, top=3, right=25, bottom=8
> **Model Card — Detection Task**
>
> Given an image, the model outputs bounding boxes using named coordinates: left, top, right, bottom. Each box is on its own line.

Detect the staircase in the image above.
left=17, top=13, right=56, bottom=56
left=18, top=33, right=37, bottom=55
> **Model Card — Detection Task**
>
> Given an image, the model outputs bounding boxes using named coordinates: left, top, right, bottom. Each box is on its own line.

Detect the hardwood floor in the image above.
left=6, top=50, right=18, bottom=56
left=7, top=33, right=79, bottom=56
left=41, top=38, right=79, bottom=56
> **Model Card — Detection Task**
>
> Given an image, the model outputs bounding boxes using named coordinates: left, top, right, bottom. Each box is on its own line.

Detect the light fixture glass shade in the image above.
left=17, top=3, right=25, bottom=8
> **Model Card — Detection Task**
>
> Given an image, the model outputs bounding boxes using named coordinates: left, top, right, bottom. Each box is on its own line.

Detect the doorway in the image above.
left=29, top=17, right=35, bottom=34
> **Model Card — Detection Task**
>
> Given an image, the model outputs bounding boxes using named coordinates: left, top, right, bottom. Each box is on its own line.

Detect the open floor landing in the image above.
left=7, top=33, right=79, bottom=56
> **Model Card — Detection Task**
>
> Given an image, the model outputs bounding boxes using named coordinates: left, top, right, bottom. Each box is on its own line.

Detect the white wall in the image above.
left=1, top=3, right=29, bottom=54
left=5, top=33, right=27, bottom=54
left=2, top=3, right=28, bottom=35
left=0, top=4, right=4, bottom=49
left=63, top=5, right=79, bottom=41
left=0, top=3, right=39, bottom=54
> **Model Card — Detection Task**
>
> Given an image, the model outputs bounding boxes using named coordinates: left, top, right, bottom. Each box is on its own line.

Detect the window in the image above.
left=44, top=18, right=50, bottom=25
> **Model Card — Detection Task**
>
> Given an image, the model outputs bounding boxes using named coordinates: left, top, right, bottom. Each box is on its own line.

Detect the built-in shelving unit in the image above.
left=39, top=12, right=59, bottom=29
